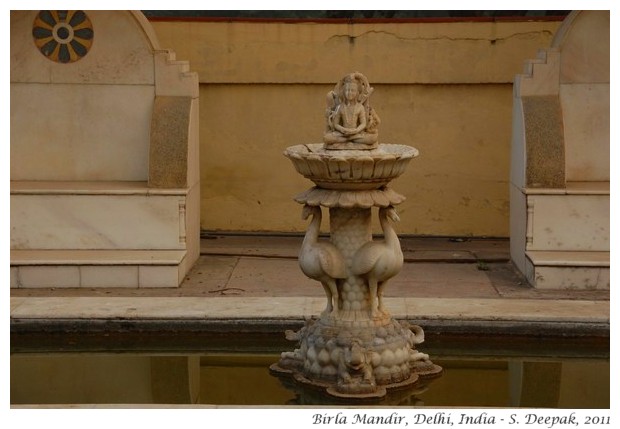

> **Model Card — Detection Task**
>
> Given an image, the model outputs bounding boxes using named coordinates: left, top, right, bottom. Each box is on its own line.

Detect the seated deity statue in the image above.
left=323, top=72, right=380, bottom=150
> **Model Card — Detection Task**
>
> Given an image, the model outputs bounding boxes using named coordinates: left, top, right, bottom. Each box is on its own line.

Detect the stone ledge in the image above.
left=522, top=181, right=610, bottom=195
left=10, top=180, right=189, bottom=196
left=11, top=252, right=187, bottom=289
left=11, top=249, right=187, bottom=266
left=9, top=296, right=609, bottom=324
left=526, top=250, right=609, bottom=267
left=11, top=316, right=609, bottom=337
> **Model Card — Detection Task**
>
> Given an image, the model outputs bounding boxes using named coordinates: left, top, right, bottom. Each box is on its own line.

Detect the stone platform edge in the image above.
left=10, top=296, right=609, bottom=338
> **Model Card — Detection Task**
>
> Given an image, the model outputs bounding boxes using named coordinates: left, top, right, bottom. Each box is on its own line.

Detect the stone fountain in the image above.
left=270, top=72, right=442, bottom=400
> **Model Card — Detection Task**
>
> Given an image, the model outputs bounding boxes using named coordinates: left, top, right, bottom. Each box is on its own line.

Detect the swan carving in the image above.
left=299, top=204, right=347, bottom=315
left=351, top=206, right=404, bottom=317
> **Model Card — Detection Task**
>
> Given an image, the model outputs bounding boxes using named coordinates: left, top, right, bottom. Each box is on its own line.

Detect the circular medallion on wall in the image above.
left=32, top=10, right=94, bottom=63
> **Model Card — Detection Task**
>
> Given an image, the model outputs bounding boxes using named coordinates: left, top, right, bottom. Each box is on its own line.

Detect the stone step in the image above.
left=11, top=188, right=187, bottom=251
left=525, top=250, right=609, bottom=290
left=10, top=250, right=187, bottom=289
left=526, top=250, right=609, bottom=267
left=524, top=184, right=609, bottom=253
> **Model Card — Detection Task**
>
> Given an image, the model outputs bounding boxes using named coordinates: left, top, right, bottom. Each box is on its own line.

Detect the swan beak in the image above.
left=388, top=208, right=401, bottom=222
left=301, top=204, right=313, bottom=220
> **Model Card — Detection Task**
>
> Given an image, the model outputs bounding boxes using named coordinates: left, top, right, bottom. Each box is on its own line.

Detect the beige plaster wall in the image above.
left=151, top=19, right=561, bottom=236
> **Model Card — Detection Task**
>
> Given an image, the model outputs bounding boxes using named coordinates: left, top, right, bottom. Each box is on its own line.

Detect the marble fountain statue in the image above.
left=270, top=72, right=442, bottom=400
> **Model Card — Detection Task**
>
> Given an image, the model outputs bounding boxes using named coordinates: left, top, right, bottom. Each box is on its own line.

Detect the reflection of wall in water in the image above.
left=200, top=354, right=295, bottom=405
left=510, top=360, right=610, bottom=408
left=418, top=360, right=509, bottom=407
left=10, top=354, right=609, bottom=407
left=10, top=355, right=200, bottom=405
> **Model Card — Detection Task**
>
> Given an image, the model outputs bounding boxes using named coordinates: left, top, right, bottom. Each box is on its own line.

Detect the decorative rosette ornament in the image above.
left=33, top=10, right=94, bottom=63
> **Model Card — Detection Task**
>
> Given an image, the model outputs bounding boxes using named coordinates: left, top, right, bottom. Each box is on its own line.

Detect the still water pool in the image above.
left=10, top=332, right=609, bottom=407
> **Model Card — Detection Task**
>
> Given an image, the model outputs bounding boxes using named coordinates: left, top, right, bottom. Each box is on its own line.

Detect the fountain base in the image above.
left=270, top=314, right=442, bottom=400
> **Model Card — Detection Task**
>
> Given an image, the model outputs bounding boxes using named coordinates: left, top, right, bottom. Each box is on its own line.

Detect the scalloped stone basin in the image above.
left=283, top=143, right=419, bottom=190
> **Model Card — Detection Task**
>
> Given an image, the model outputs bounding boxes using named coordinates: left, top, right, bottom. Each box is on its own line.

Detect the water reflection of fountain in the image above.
left=280, top=373, right=441, bottom=406
left=270, top=73, right=442, bottom=401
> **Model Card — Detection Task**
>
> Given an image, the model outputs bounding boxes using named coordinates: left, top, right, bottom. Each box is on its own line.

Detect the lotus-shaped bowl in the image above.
left=284, top=143, right=418, bottom=190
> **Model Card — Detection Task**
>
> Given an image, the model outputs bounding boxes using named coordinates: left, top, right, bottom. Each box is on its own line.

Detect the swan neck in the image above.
left=303, top=209, right=321, bottom=245
left=380, top=210, right=397, bottom=244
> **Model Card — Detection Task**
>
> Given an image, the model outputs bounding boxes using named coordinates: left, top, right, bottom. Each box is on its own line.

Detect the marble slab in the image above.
left=526, top=264, right=609, bottom=291
left=11, top=194, right=185, bottom=250
left=9, top=296, right=609, bottom=324
left=528, top=194, right=609, bottom=251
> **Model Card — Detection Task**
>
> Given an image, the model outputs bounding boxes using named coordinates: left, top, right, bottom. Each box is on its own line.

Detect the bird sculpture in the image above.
left=299, top=204, right=347, bottom=315
left=351, top=206, right=404, bottom=317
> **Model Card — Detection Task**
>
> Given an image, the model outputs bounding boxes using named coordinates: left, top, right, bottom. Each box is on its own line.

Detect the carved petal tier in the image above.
left=295, top=186, right=406, bottom=208
left=284, top=143, right=419, bottom=190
